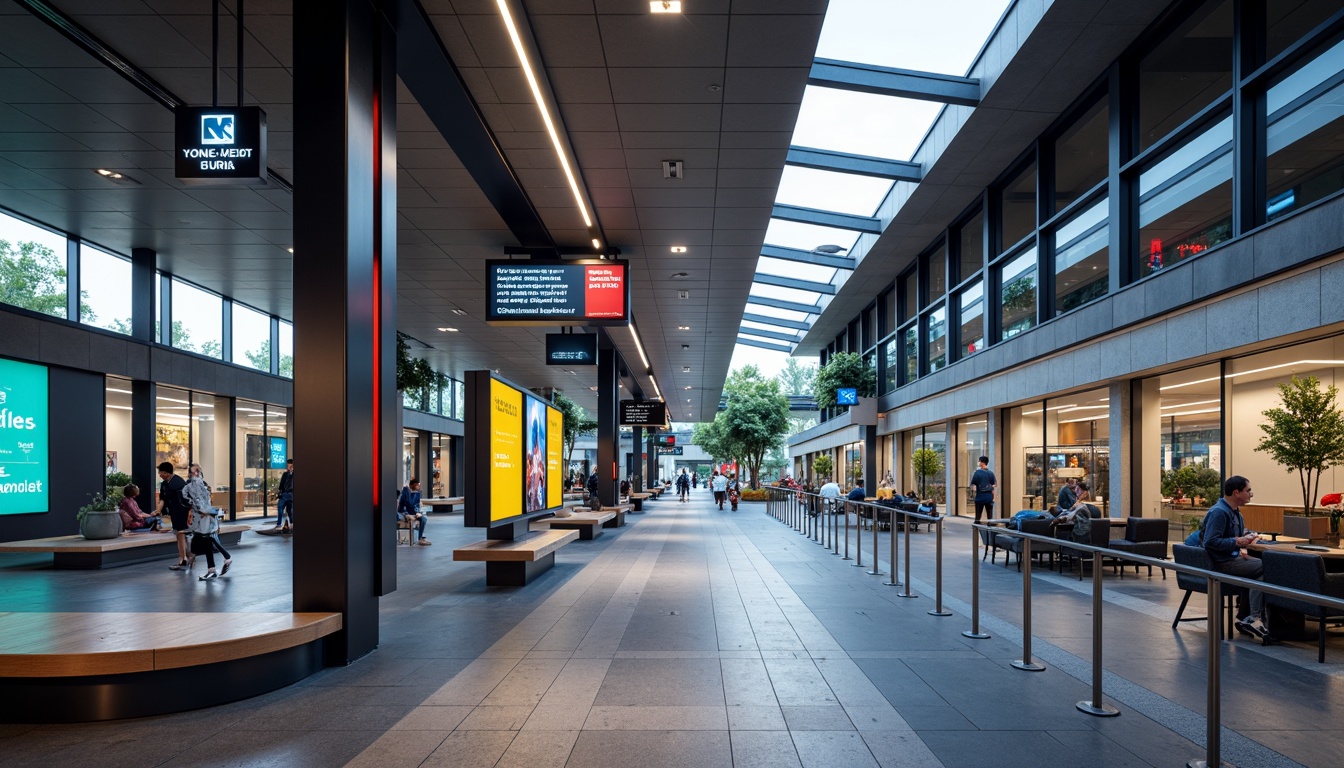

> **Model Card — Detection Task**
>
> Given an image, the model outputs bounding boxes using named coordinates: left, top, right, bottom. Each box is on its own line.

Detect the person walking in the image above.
left=274, top=458, right=294, bottom=532
left=398, top=478, right=431, bottom=545
left=728, top=474, right=741, bottom=512
left=691, top=471, right=698, bottom=490
left=676, top=469, right=690, bottom=502
left=157, top=463, right=193, bottom=570
left=185, top=463, right=232, bottom=576
left=969, top=455, right=997, bottom=523
left=187, top=496, right=225, bottom=581
left=711, top=471, right=728, bottom=510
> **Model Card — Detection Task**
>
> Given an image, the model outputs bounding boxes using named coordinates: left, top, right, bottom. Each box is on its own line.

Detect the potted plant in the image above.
left=814, top=352, right=876, bottom=411
left=78, top=491, right=123, bottom=540
left=1322, top=494, right=1344, bottom=543
left=1256, top=375, right=1344, bottom=517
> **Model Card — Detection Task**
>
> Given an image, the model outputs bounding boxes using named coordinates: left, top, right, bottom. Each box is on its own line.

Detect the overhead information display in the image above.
left=487, top=260, right=630, bottom=326
left=174, top=106, right=268, bottom=185
left=621, top=400, right=668, bottom=428
left=545, top=333, right=598, bottom=365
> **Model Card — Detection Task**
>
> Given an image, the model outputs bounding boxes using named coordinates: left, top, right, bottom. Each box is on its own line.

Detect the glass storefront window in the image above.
left=79, top=244, right=131, bottom=334
left=0, top=209, right=68, bottom=319
left=265, top=406, right=289, bottom=512
left=403, top=429, right=419, bottom=489
left=999, top=159, right=1037, bottom=252
left=927, top=305, right=947, bottom=373
left=904, top=427, right=947, bottom=503
left=235, top=399, right=268, bottom=514
left=862, top=306, right=875, bottom=349
left=1138, top=0, right=1232, bottom=152
left=105, top=376, right=132, bottom=482
left=1138, top=363, right=1222, bottom=524
left=1053, top=197, right=1109, bottom=314
left=232, top=303, right=271, bottom=372
left=432, top=434, right=451, bottom=497
left=925, top=242, right=947, bottom=306
left=1010, top=389, right=1111, bottom=512
left=171, top=278, right=223, bottom=358
left=1265, top=33, right=1344, bottom=222
left=1137, top=116, right=1233, bottom=278
left=958, top=281, right=984, bottom=357
left=1054, top=97, right=1109, bottom=213
left=192, top=393, right=231, bottom=515
left=155, top=386, right=192, bottom=479
left=956, top=415, right=989, bottom=517
left=901, top=324, right=917, bottom=385
left=999, top=248, right=1037, bottom=339
left=278, top=320, right=293, bottom=378
left=957, top=208, right=984, bottom=283
left=454, top=380, right=465, bottom=420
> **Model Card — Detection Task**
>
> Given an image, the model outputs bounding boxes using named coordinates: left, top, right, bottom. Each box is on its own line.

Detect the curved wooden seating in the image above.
left=0, top=611, right=341, bottom=722
left=0, top=523, right=250, bottom=569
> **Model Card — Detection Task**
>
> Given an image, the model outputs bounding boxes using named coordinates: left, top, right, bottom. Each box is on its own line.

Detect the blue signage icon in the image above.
left=201, top=114, right=235, bottom=145
left=836, top=387, right=858, bottom=406
left=268, top=437, right=288, bottom=470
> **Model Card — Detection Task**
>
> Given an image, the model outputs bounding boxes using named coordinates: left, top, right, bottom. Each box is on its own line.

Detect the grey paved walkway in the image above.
left=0, top=489, right=1335, bottom=767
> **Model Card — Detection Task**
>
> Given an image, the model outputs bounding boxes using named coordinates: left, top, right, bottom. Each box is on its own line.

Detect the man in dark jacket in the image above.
left=1202, top=475, right=1267, bottom=640
left=397, top=479, right=430, bottom=545
left=274, top=459, right=294, bottom=531
left=587, top=469, right=601, bottom=510
left=157, top=462, right=192, bottom=570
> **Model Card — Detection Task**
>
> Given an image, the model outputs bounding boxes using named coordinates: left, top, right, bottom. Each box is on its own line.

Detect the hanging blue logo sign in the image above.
left=836, top=387, right=858, bottom=405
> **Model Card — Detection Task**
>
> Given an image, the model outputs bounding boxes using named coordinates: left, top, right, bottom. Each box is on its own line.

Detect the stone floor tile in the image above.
left=481, top=658, right=567, bottom=707
left=565, top=730, right=733, bottom=768
left=726, top=704, right=787, bottom=731
left=790, top=730, right=880, bottom=768
left=389, top=705, right=473, bottom=731
left=592, top=657, right=724, bottom=706
left=455, top=705, right=534, bottom=731
left=344, top=730, right=450, bottom=768
left=782, top=704, right=856, bottom=731
left=493, top=729, right=580, bottom=768
left=583, top=705, right=728, bottom=730
left=861, top=729, right=947, bottom=768
left=729, top=730, right=803, bottom=768
left=420, top=730, right=516, bottom=768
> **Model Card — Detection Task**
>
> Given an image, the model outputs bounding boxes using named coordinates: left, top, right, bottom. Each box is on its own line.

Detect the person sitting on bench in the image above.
left=397, top=478, right=431, bottom=545
left=118, top=484, right=161, bottom=532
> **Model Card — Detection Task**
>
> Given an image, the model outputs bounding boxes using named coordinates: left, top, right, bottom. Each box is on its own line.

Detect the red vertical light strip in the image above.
left=371, top=83, right=382, bottom=507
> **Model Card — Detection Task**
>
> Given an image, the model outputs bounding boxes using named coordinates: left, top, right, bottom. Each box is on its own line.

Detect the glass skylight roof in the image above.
left=742, top=318, right=798, bottom=336
left=755, top=256, right=836, bottom=284
left=815, top=0, right=1012, bottom=77
left=774, top=166, right=894, bottom=217
left=763, top=219, right=861, bottom=253
left=750, top=283, right=825, bottom=305
left=791, top=87, right=943, bottom=162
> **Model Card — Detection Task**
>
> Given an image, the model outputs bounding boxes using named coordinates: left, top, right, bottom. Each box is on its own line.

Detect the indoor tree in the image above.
left=1256, top=375, right=1344, bottom=516
left=812, top=453, right=833, bottom=483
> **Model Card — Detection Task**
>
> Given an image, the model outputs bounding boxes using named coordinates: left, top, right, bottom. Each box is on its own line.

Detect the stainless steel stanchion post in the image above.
left=1011, top=537, right=1045, bottom=671
left=852, top=504, right=864, bottom=568
left=866, top=504, right=882, bottom=575
left=928, top=518, right=952, bottom=616
left=1076, top=551, right=1120, bottom=716
left=1187, top=579, right=1222, bottom=768
left=842, top=501, right=851, bottom=560
left=963, top=525, right=990, bottom=639
left=883, top=509, right=901, bottom=586
left=898, top=512, right=917, bottom=597
left=832, top=497, right=841, bottom=555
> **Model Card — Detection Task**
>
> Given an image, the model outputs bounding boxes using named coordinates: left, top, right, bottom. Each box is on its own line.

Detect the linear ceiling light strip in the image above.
left=496, top=0, right=596, bottom=235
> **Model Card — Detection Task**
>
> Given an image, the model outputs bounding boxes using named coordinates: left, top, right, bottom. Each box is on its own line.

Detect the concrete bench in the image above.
left=535, top=511, right=616, bottom=540
left=0, top=523, right=250, bottom=569
left=453, top=529, right=579, bottom=586
left=629, top=492, right=653, bottom=511
left=0, top=610, right=341, bottom=722
left=421, top=496, right=466, bottom=513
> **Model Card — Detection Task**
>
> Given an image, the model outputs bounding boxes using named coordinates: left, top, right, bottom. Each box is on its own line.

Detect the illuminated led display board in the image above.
left=0, top=358, right=49, bottom=516
left=174, top=106, right=268, bottom=184
left=620, top=399, right=667, bottom=428
left=486, top=259, right=630, bottom=326
left=465, top=371, right=564, bottom=528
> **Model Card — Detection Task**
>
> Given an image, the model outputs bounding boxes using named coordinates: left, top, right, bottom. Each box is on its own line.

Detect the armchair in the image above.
left=994, top=518, right=1059, bottom=572
left=1108, top=518, right=1170, bottom=579
left=1261, top=549, right=1344, bottom=663
left=1171, top=544, right=1247, bottom=638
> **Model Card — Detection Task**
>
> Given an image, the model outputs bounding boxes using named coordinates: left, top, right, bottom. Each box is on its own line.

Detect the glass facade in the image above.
left=171, top=278, right=223, bottom=359
left=105, top=377, right=132, bottom=479
left=0, top=209, right=68, bottom=320
left=999, top=248, right=1037, bottom=340
left=955, top=415, right=989, bottom=517
left=1053, top=197, right=1109, bottom=314
left=1265, top=33, right=1344, bottom=222
left=958, top=281, right=984, bottom=357
left=192, top=393, right=231, bottom=513
left=927, top=305, right=947, bottom=373
left=79, top=244, right=131, bottom=334
left=999, top=159, right=1037, bottom=251
left=232, top=303, right=271, bottom=372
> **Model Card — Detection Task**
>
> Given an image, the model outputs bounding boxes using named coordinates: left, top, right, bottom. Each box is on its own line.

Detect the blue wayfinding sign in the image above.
left=836, top=387, right=858, bottom=405
left=0, top=358, right=49, bottom=515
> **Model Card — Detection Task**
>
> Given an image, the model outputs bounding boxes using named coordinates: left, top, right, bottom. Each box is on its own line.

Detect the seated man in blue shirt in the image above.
left=397, top=478, right=431, bottom=545
left=1203, top=475, right=1266, bottom=640
left=846, top=479, right=867, bottom=503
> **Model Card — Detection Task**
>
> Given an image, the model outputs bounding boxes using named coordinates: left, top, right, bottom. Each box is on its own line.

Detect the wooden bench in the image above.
left=453, top=529, right=579, bottom=586
left=534, top=511, right=616, bottom=540
left=421, top=496, right=466, bottom=513
left=0, top=611, right=341, bottom=722
left=0, top=523, right=250, bottom=569
left=629, top=492, right=653, bottom=511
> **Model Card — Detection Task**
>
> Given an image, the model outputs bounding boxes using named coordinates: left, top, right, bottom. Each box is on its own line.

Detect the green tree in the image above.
left=911, top=447, right=944, bottom=500
left=0, top=239, right=93, bottom=320
left=700, top=366, right=790, bottom=490
left=814, top=351, right=876, bottom=410
left=1256, top=375, right=1344, bottom=515
left=396, top=331, right=437, bottom=400
left=777, top=358, right=817, bottom=396
left=552, top=390, right=598, bottom=468
left=242, top=338, right=295, bottom=377
left=812, top=453, right=833, bottom=482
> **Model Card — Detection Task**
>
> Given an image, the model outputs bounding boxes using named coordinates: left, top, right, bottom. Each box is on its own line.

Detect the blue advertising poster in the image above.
left=0, top=358, right=49, bottom=515
left=836, top=387, right=858, bottom=405
left=268, top=437, right=288, bottom=470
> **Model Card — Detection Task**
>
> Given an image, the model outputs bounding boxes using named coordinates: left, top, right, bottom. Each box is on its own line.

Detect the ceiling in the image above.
left=0, top=0, right=826, bottom=417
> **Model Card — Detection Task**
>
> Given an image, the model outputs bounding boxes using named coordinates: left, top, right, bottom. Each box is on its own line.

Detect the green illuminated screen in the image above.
left=0, top=358, right=49, bottom=515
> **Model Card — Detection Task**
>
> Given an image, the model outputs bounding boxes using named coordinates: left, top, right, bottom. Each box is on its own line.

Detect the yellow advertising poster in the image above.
left=547, top=404, right=563, bottom=509
left=489, top=379, right=522, bottom=522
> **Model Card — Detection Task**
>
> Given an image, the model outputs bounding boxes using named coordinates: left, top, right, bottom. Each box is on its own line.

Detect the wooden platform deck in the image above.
left=0, top=524, right=250, bottom=568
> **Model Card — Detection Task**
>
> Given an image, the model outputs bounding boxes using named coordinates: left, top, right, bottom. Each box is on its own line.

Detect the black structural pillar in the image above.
left=647, top=431, right=658, bottom=488
left=630, top=426, right=643, bottom=492
left=130, top=248, right=155, bottom=343
left=596, top=332, right=619, bottom=507
left=131, top=380, right=155, bottom=498
left=864, top=425, right=878, bottom=493
left=293, top=0, right=398, bottom=665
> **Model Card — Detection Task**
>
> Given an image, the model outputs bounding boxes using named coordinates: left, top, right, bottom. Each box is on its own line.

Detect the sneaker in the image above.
left=220, top=559, right=232, bottom=576
left=418, top=538, right=432, bottom=546
left=199, top=570, right=217, bottom=581
left=1242, top=616, right=1270, bottom=639
left=169, top=560, right=189, bottom=571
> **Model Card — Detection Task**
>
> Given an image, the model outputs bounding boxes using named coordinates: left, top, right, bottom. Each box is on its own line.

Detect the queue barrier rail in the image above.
left=764, top=487, right=1344, bottom=768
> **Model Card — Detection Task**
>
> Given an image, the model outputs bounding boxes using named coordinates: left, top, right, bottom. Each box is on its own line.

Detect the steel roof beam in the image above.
left=809, top=58, right=981, bottom=107
left=738, top=326, right=803, bottom=344
left=742, top=312, right=811, bottom=331
left=760, top=244, right=855, bottom=270
left=752, top=273, right=836, bottom=295
left=771, top=204, right=882, bottom=234
left=747, top=295, right=823, bottom=315
left=787, top=145, right=922, bottom=182
left=736, top=336, right=794, bottom=353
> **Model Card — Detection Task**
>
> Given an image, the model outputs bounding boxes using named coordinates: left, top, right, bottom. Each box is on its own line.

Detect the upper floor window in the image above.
left=0, top=210, right=68, bottom=320
left=1138, top=0, right=1232, bottom=152
left=233, top=303, right=271, bottom=372
left=79, top=244, right=131, bottom=334
left=171, top=278, right=223, bottom=359
left=1054, top=97, right=1109, bottom=213
left=999, top=158, right=1037, bottom=252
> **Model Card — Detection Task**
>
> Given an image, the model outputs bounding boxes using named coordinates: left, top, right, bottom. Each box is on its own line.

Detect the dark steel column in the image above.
left=292, top=0, right=397, bottom=664
left=864, top=425, right=877, bottom=492
left=226, top=396, right=237, bottom=521
left=131, top=380, right=155, bottom=497
left=647, top=432, right=658, bottom=489
left=597, top=333, right=618, bottom=507
left=130, top=247, right=155, bottom=343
